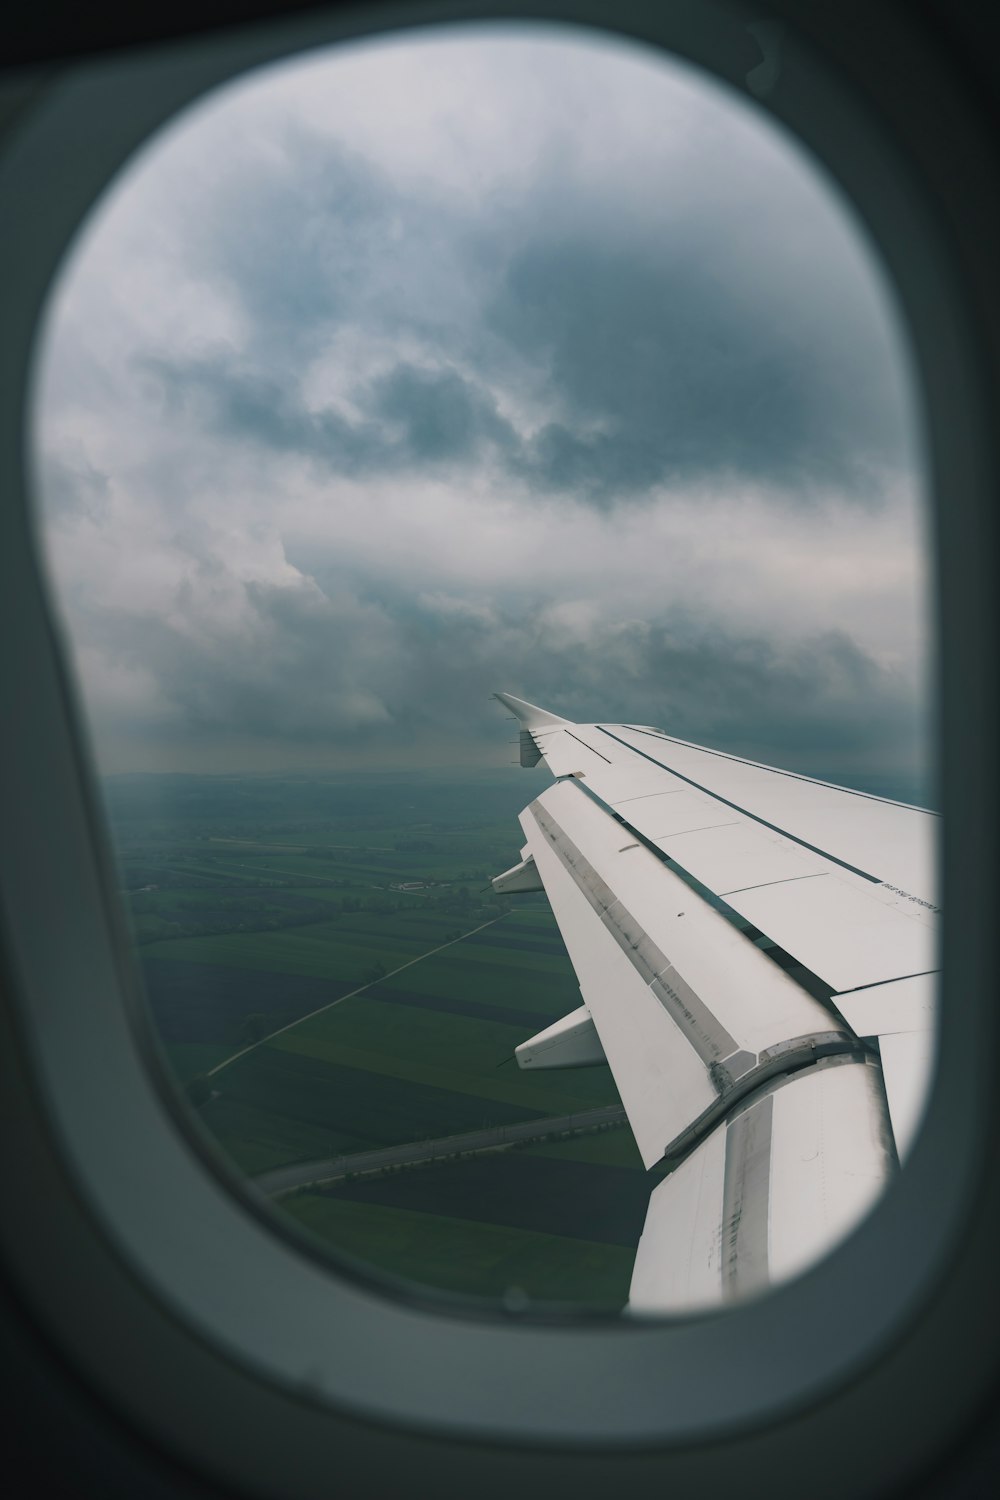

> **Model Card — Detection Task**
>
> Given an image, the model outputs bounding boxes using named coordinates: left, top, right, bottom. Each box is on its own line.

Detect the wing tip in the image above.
left=493, top=691, right=571, bottom=730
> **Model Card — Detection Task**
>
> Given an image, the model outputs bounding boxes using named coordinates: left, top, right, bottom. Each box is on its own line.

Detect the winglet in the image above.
left=515, top=1004, right=607, bottom=1070
left=493, top=692, right=570, bottom=730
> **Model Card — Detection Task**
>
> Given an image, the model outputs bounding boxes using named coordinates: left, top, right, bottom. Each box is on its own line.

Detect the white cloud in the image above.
left=30, top=23, right=931, bottom=790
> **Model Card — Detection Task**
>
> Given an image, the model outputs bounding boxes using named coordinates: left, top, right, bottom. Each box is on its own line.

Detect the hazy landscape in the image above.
left=34, top=20, right=933, bottom=1326
left=106, top=768, right=650, bottom=1311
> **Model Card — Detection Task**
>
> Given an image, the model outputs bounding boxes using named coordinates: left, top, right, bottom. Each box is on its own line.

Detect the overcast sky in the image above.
left=32, top=22, right=932, bottom=793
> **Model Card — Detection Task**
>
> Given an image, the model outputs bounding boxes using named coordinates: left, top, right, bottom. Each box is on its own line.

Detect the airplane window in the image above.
left=29, top=20, right=934, bottom=1318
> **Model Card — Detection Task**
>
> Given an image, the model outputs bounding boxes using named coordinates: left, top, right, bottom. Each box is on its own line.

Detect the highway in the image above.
left=252, top=1102, right=629, bottom=1197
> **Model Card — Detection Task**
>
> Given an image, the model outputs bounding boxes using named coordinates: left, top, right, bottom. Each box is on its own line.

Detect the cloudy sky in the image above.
left=32, top=22, right=932, bottom=793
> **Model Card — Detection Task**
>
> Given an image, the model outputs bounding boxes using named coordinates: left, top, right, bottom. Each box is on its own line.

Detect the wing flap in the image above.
left=520, top=778, right=851, bottom=1168
left=834, top=973, right=935, bottom=1161
left=527, top=781, right=845, bottom=1055
left=876, top=1029, right=934, bottom=1162
left=628, top=1056, right=893, bottom=1314
left=728, top=873, right=934, bottom=992
left=834, top=972, right=936, bottom=1036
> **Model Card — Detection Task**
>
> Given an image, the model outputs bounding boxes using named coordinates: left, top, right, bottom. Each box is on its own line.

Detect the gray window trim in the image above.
left=0, top=2, right=996, bottom=1494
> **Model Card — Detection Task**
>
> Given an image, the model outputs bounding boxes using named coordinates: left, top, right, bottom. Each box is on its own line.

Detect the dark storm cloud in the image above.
left=215, top=552, right=921, bottom=773
left=491, top=234, right=907, bottom=499
left=77, top=562, right=921, bottom=776
left=78, top=573, right=396, bottom=743
left=35, top=452, right=110, bottom=519
left=142, top=207, right=906, bottom=496
left=140, top=352, right=518, bottom=473
left=613, top=621, right=922, bottom=760
left=371, top=363, right=518, bottom=464
left=36, top=33, right=927, bottom=782
left=190, top=129, right=397, bottom=362
left=181, top=121, right=488, bottom=379
left=140, top=352, right=383, bottom=468
left=135, top=110, right=912, bottom=504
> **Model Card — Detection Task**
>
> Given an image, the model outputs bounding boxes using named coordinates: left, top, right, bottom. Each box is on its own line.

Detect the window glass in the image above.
left=31, top=22, right=933, bottom=1314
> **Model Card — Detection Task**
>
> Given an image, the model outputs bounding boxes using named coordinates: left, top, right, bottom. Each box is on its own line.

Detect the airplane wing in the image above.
left=491, top=693, right=938, bottom=1314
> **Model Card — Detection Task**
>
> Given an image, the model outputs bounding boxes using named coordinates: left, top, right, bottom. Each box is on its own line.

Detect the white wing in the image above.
left=491, top=693, right=938, bottom=1314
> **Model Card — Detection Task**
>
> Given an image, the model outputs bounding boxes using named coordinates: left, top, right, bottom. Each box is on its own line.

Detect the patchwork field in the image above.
left=281, top=1195, right=637, bottom=1308
left=104, top=770, right=648, bottom=1309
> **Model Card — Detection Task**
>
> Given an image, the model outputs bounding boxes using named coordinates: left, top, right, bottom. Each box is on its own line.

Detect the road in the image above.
left=251, top=1102, right=629, bottom=1197
left=206, top=911, right=510, bottom=1077
left=207, top=837, right=394, bottom=851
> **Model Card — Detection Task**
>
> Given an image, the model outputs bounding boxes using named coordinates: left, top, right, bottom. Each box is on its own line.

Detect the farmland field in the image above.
left=280, top=1195, right=637, bottom=1308
left=104, top=769, right=647, bottom=1310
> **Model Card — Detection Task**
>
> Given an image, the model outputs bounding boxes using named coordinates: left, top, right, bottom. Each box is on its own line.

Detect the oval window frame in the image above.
left=0, top=1, right=996, bottom=1493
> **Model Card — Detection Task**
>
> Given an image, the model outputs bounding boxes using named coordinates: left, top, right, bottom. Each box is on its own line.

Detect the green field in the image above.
left=104, top=770, right=647, bottom=1309
left=282, top=1194, right=636, bottom=1308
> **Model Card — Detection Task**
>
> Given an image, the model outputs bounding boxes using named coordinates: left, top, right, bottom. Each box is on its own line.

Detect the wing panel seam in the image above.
left=569, top=773, right=839, bottom=1006
left=722, top=1095, right=773, bottom=1299
left=563, top=729, right=613, bottom=763
left=720, top=872, right=828, bottom=896
left=597, top=726, right=883, bottom=884
left=619, top=724, right=938, bottom=815
left=528, top=799, right=738, bottom=1068
left=527, top=790, right=871, bottom=1170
